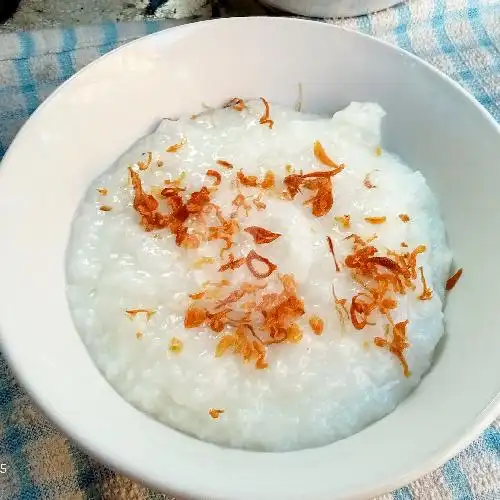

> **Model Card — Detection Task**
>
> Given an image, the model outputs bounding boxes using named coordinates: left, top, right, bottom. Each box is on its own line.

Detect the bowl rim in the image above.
left=1, top=15, right=499, bottom=500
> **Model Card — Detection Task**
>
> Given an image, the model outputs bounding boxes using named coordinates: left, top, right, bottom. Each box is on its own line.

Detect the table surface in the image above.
left=0, top=0, right=149, bottom=32
left=1, top=0, right=262, bottom=32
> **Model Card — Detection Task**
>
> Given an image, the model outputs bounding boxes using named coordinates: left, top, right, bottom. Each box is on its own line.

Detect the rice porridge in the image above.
left=66, top=99, right=454, bottom=451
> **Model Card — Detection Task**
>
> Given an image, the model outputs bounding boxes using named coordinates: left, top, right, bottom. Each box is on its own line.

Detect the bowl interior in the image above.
left=0, top=17, right=499, bottom=500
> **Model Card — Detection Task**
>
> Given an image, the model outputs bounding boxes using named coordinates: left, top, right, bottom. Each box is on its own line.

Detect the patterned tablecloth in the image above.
left=0, top=1, right=499, bottom=498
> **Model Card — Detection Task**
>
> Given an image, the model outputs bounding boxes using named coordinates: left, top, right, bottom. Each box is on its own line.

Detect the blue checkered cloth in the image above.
left=0, top=4, right=500, bottom=499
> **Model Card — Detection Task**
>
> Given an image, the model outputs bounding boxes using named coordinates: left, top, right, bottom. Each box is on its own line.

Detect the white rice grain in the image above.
left=66, top=101, right=452, bottom=451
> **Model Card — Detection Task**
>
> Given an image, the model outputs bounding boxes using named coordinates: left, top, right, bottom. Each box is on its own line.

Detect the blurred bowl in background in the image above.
left=259, top=0, right=402, bottom=18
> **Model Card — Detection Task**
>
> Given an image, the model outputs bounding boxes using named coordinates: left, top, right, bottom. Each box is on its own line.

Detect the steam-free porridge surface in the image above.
left=66, top=100, right=452, bottom=451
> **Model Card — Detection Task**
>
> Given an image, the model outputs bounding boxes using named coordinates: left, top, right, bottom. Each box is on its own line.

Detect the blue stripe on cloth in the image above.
left=382, top=4, right=500, bottom=34
left=482, top=426, right=500, bottom=456
left=432, top=0, right=494, bottom=110
left=393, top=485, right=413, bottom=500
left=466, top=0, right=500, bottom=120
left=98, top=22, right=119, bottom=56
left=14, top=32, right=40, bottom=115
left=68, top=441, right=100, bottom=496
left=468, top=2, right=496, bottom=50
left=0, top=358, right=41, bottom=499
left=441, top=456, right=474, bottom=499
left=57, top=28, right=77, bottom=80
left=394, top=2, right=414, bottom=53
left=146, top=19, right=163, bottom=35
left=356, top=14, right=373, bottom=36
left=0, top=109, right=36, bottom=120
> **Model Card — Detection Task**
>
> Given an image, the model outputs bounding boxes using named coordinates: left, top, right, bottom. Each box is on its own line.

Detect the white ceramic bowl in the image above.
left=0, top=17, right=499, bottom=500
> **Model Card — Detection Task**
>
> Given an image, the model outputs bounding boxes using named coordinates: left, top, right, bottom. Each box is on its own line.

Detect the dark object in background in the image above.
left=0, top=0, right=21, bottom=23
left=144, top=0, right=168, bottom=15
